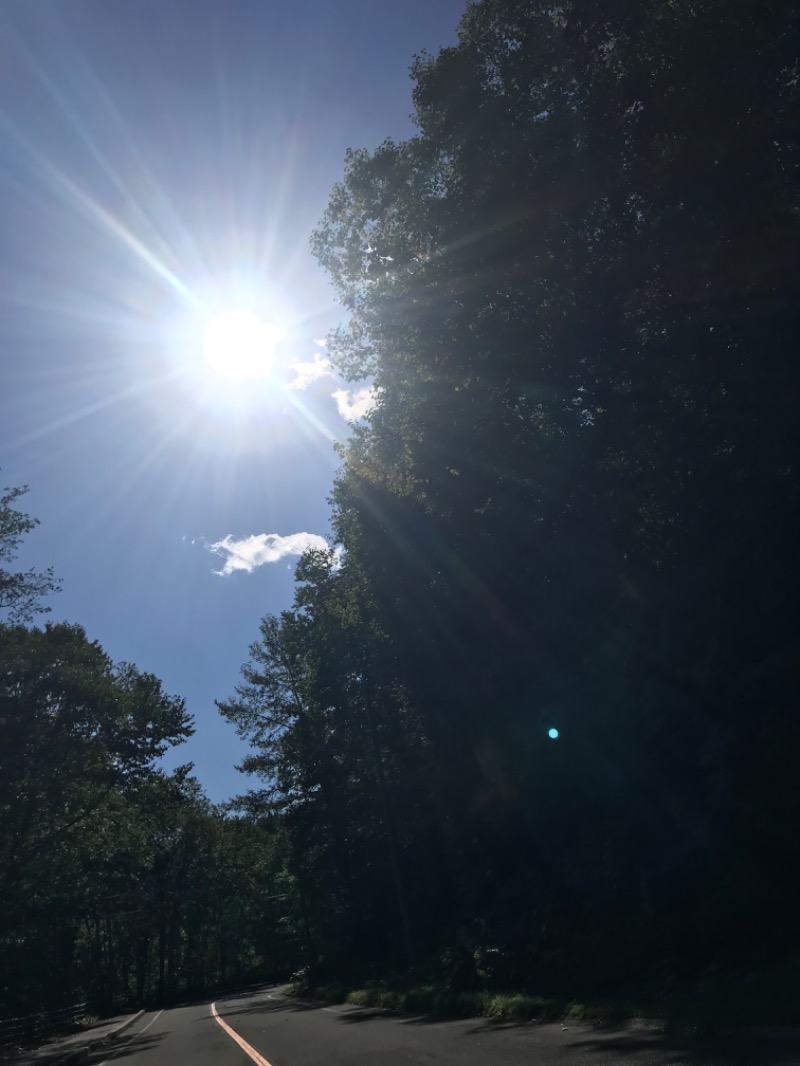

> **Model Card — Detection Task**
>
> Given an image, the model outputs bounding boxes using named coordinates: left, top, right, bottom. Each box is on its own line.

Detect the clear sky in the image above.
left=1, top=0, right=466, bottom=802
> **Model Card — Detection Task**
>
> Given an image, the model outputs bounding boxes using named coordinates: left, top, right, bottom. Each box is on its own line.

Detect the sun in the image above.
left=202, top=309, right=286, bottom=383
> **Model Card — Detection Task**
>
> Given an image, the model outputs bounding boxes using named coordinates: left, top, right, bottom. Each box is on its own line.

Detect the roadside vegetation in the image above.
left=290, top=957, right=800, bottom=1028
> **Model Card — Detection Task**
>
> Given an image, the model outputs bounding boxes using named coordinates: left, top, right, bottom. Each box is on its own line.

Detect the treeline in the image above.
left=219, top=0, right=800, bottom=996
left=0, top=490, right=303, bottom=1016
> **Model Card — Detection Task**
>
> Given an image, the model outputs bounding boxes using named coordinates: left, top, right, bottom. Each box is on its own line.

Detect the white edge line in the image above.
left=138, top=1009, right=164, bottom=1035
left=94, top=1008, right=163, bottom=1066
left=110, top=1011, right=145, bottom=1039
left=211, top=1001, right=274, bottom=1066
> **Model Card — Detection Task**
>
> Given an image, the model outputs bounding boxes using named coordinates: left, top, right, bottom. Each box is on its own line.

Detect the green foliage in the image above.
left=0, top=482, right=60, bottom=622
left=0, top=623, right=193, bottom=904
left=315, top=981, right=579, bottom=1022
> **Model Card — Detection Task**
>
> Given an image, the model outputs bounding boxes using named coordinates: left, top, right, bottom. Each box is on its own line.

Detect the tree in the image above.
left=0, top=623, right=193, bottom=913
left=218, top=548, right=443, bottom=973
left=0, top=482, right=60, bottom=622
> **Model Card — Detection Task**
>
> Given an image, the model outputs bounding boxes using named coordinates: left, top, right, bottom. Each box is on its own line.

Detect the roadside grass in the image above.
left=288, top=957, right=800, bottom=1027
left=287, top=981, right=637, bottom=1024
left=73, top=1015, right=99, bottom=1031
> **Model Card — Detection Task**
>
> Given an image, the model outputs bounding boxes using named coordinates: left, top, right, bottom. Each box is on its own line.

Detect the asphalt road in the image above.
left=87, top=985, right=800, bottom=1066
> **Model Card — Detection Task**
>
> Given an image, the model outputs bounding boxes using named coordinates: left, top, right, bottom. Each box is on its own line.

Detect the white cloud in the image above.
left=313, top=337, right=327, bottom=347
left=208, top=532, right=330, bottom=576
left=332, top=386, right=379, bottom=421
left=287, top=351, right=334, bottom=391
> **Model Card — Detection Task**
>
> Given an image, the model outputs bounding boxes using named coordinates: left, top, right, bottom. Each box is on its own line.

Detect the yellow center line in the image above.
left=210, top=1001, right=274, bottom=1066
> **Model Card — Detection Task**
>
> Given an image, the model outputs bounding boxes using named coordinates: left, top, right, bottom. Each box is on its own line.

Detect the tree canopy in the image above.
left=0, top=483, right=60, bottom=623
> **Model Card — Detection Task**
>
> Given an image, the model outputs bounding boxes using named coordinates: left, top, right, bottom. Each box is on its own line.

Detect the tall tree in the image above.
left=0, top=624, right=193, bottom=935
left=218, top=549, right=444, bottom=972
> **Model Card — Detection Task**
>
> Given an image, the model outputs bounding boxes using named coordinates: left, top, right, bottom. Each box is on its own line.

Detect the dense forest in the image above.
left=3, top=0, right=798, bottom=1017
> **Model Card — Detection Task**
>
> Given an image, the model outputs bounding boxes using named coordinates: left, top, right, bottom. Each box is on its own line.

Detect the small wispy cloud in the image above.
left=332, top=386, right=379, bottom=421
left=208, top=532, right=330, bottom=576
left=287, top=351, right=334, bottom=391
left=313, top=337, right=327, bottom=347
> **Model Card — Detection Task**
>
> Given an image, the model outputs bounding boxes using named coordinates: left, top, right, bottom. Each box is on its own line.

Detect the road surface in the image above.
left=86, top=985, right=800, bottom=1066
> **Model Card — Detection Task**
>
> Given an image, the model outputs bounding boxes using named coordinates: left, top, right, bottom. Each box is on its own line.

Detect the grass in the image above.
left=74, top=1015, right=100, bottom=1029
left=288, top=957, right=800, bottom=1028
left=287, top=980, right=631, bottom=1024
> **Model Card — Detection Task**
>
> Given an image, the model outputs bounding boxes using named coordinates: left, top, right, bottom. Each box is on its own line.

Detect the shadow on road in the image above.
left=567, top=1028, right=800, bottom=1066
left=335, top=1008, right=401, bottom=1024
left=86, top=1033, right=166, bottom=1065
left=404, top=1012, right=535, bottom=1030
left=329, top=1006, right=800, bottom=1064
left=166, top=983, right=280, bottom=1011
left=456, top=1017, right=550, bottom=1034
left=209, top=998, right=317, bottom=1022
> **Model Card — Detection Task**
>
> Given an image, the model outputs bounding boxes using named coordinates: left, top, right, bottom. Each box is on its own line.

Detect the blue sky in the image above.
left=1, top=0, right=466, bottom=802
